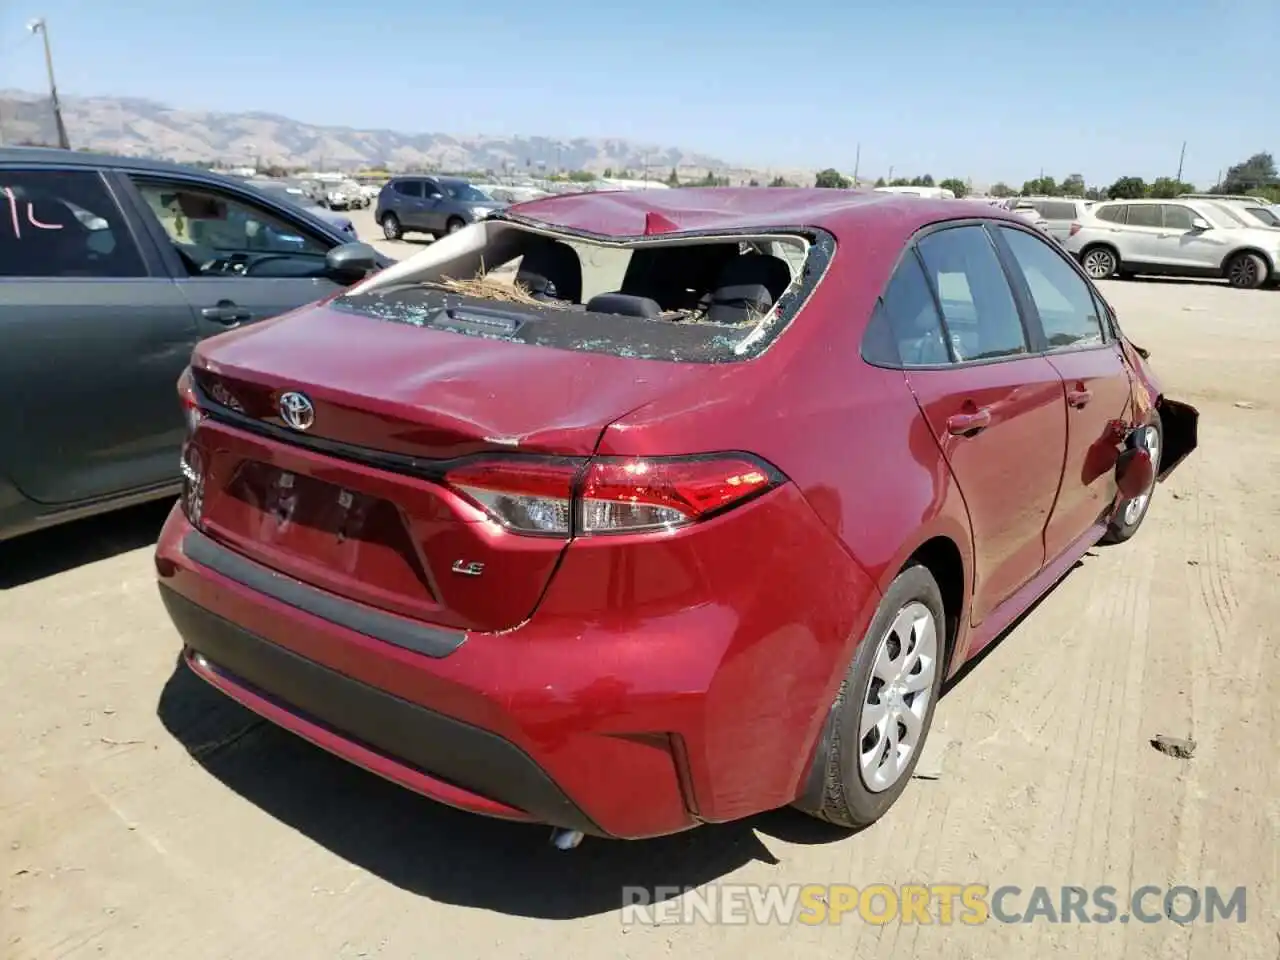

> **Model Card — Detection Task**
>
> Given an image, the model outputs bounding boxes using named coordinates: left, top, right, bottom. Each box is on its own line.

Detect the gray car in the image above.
left=374, top=175, right=505, bottom=241
left=0, top=147, right=390, bottom=541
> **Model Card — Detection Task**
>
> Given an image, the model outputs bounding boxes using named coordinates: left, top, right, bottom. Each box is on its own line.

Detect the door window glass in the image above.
left=862, top=252, right=951, bottom=366
left=916, top=225, right=1028, bottom=362
left=998, top=227, right=1104, bottom=350
left=0, top=169, right=146, bottom=278
left=1126, top=204, right=1161, bottom=228
left=394, top=180, right=422, bottom=198
left=130, top=178, right=330, bottom=277
left=1161, top=205, right=1195, bottom=230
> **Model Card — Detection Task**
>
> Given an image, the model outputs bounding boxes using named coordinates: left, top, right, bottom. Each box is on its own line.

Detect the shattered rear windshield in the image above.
left=331, top=228, right=835, bottom=364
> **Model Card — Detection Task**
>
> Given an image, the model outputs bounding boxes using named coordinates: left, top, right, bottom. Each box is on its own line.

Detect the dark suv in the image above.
left=374, top=176, right=505, bottom=241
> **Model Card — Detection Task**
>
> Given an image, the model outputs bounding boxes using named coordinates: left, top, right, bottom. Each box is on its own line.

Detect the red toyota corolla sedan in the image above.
left=155, top=188, right=1198, bottom=843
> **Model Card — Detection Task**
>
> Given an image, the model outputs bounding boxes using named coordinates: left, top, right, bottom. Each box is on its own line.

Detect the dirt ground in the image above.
left=2, top=259, right=1277, bottom=958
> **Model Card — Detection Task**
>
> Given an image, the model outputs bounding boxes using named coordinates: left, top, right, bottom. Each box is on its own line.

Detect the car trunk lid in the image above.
left=186, top=304, right=709, bottom=633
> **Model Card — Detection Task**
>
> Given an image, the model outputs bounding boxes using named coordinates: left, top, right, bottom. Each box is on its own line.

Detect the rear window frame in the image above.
left=331, top=215, right=837, bottom=365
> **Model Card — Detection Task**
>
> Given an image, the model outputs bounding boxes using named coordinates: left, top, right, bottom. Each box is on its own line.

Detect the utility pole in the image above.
left=27, top=18, right=71, bottom=150
left=853, top=142, right=861, bottom=186
left=1175, top=141, right=1186, bottom=182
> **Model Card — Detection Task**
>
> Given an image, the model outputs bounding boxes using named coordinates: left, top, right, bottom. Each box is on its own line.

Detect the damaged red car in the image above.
left=155, top=188, right=1198, bottom=844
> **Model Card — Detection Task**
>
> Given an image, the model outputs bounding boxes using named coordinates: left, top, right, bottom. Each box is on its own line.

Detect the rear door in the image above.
left=993, top=224, right=1134, bottom=561
left=116, top=172, right=344, bottom=329
left=895, top=224, right=1069, bottom=626
left=1118, top=202, right=1167, bottom=265
left=0, top=165, right=198, bottom=504
left=392, top=178, right=427, bottom=228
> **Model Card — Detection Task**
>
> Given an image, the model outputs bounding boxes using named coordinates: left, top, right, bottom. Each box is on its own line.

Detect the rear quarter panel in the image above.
left=599, top=244, right=976, bottom=683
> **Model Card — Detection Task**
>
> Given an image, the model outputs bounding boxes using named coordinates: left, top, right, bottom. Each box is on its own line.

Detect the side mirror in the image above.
left=1190, top=217, right=1211, bottom=231
left=325, top=241, right=378, bottom=282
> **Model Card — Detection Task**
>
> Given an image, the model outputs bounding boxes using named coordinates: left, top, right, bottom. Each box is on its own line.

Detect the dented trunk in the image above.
left=184, top=303, right=714, bottom=633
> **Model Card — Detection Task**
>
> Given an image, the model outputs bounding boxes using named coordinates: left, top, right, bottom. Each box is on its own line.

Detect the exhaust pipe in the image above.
left=550, top=828, right=584, bottom=850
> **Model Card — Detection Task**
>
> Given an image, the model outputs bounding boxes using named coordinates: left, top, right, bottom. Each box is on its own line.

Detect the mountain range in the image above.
left=0, top=89, right=811, bottom=183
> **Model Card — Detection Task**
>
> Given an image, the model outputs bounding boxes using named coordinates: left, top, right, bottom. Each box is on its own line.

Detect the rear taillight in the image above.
left=178, top=366, right=203, bottom=437
left=177, top=367, right=206, bottom=527
left=444, top=454, right=782, bottom=537
left=1069, top=221, right=1082, bottom=237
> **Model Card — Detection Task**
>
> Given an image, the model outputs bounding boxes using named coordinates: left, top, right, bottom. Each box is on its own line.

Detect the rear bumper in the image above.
left=162, top=584, right=601, bottom=833
left=155, top=484, right=877, bottom=839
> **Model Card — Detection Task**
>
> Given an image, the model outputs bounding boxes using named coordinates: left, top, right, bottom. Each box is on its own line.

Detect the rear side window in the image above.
left=862, top=253, right=950, bottom=367
left=1126, top=204, right=1161, bottom=228
left=998, top=227, right=1104, bottom=351
left=1036, top=201, right=1079, bottom=220
left=916, top=225, right=1028, bottom=362
left=0, top=169, right=147, bottom=279
left=1094, top=204, right=1126, bottom=224
left=393, top=180, right=422, bottom=198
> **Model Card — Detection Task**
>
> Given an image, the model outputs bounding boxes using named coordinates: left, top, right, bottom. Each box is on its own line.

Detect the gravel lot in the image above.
left=1, top=267, right=1277, bottom=959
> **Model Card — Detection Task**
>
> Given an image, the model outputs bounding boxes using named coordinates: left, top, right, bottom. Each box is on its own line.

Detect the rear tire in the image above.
left=1101, top=413, right=1163, bottom=545
left=1225, top=251, right=1267, bottom=290
left=445, top=216, right=466, bottom=235
left=802, top=564, right=947, bottom=829
left=1081, top=245, right=1119, bottom=280
left=381, top=212, right=402, bottom=240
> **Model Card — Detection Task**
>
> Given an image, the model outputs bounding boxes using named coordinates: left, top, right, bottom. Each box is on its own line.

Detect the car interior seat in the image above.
left=704, top=252, right=794, bottom=324
left=616, top=243, right=741, bottom=311
left=515, top=237, right=583, bottom=303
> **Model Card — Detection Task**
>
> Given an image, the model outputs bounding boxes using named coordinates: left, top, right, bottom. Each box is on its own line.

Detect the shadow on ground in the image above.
left=0, top=499, right=173, bottom=589
left=153, top=547, right=1099, bottom=918
left=156, top=660, right=853, bottom=920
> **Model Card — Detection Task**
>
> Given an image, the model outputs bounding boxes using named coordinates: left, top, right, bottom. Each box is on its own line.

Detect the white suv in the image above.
left=1064, top=198, right=1280, bottom=289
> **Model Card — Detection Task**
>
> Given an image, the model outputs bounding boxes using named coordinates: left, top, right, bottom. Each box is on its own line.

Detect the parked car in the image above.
left=1007, top=203, right=1053, bottom=236
left=0, top=147, right=390, bottom=542
left=374, top=175, right=505, bottom=240
left=243, top=179, right=359, bottom=238
left=1065, top=198, right=1280, bottom=288
left=155, top=189, right=1198, bottom=843
left=1006, top=197, right=1093, bottom=244
left=319, top=180, right=364, bottom=211
left=1175, top=193, right=1280, bottom=230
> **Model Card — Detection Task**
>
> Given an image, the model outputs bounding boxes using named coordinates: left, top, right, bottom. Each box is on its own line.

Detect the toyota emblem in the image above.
left=278, top=391, right=315, bottom=431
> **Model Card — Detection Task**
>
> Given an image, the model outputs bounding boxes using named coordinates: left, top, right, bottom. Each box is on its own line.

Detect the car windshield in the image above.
left=444, top=182, right=492, bottom=202
left=1246, top=206, right=1280, bottom=226
left=1204, top=202, right=1250, bottom=226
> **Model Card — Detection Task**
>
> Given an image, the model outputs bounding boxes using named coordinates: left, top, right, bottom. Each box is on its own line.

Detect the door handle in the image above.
left=201, top=301, right=251, bottom=325
left=946, top=407, right=992, bottom=436
left=1067, top=387, right=1092, bottom=408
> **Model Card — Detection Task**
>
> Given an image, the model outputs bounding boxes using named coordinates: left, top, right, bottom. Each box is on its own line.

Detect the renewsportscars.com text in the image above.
left=620, top=884, right=1247, bottom=926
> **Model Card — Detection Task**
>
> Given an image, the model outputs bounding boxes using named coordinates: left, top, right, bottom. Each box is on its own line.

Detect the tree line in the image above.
left=802, top=152, right=1279, bottom=202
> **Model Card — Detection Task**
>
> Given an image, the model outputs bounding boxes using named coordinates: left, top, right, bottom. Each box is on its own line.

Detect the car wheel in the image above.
left=1081, top=245, right=1119, bottom=280
left=381, top=213, right=402, bottom=240
left=802, top=564, right=947, bottom=829
left=1225, top=251, right=1267, bottom=290
left=445, top=217, right=466, bottom=235
left=1101, top=414, right=1163, bottom=545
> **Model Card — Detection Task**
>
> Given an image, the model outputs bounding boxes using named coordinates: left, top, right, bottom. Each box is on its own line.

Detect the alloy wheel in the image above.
left=1228, top=256, right=1259, bottom=288
left=858, top=601, right=938, bottom=793
left=1123, top=425, right=1161, bottom=526
left=1083, top=249, right=1116, bottom=279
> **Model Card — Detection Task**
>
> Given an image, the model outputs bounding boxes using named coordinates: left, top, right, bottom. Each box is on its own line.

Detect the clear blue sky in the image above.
left=0, top=0, right=1274, bottom=186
